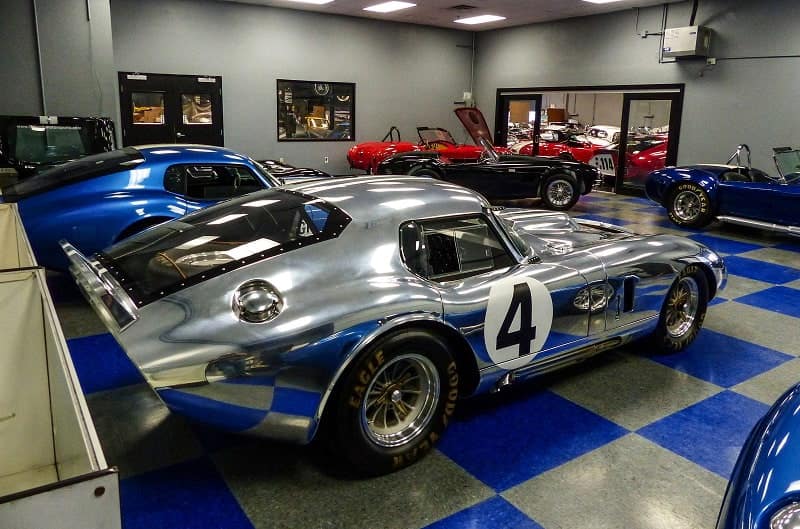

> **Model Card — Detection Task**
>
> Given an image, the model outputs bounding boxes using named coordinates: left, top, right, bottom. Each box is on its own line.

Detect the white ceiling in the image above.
left=218, top=0, right=686, bottom=31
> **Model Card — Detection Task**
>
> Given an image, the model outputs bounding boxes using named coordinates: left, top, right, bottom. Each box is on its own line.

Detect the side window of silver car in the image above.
left=400, top=216, right=514, bottom=282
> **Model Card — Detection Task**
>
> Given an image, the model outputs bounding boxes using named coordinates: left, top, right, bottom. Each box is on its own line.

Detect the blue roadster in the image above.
left=716, top=381, right=800, bottom=529
left=0, top=145, right=327, bottom=270
left=646, top=145, right=800, bottom=235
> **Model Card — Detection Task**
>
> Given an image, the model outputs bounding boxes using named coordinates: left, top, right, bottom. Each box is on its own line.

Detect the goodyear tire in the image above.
left=329, top=329, right=458, bottom=475
left=541, top=173, right=580, bottom=210
left=651, top=265, right=709, bottom=353
left=667, top=182, right=714, bottom=228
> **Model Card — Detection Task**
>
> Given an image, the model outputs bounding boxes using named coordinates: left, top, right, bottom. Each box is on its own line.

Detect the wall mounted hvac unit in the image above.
left=662, top=26, right=712, bottom=59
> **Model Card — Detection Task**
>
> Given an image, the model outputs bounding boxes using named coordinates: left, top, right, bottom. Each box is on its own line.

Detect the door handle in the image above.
left=176, top=132, right=186, bottom=138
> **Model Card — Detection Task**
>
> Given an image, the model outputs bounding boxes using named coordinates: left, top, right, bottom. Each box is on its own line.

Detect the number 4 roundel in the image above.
left=484, top=276, right=553, bottom=367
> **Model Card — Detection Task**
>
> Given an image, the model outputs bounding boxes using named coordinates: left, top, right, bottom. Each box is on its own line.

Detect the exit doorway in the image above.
left=118, top=72, right=224, bottom=147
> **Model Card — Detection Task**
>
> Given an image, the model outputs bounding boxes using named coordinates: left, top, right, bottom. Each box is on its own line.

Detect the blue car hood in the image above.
left=718, top=382, right=800, bottom=528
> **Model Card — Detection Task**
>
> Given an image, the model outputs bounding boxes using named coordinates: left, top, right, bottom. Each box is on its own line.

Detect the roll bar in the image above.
left=381, top=126, right=401, bottom=142
left=726, top=144, right=751, bottom=170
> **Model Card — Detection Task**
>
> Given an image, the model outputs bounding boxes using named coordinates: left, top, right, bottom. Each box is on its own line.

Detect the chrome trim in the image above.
left=717, top=215, right=800, bottom=237
left=771, top=503, right=800, bottom=529
left=458, top=322, right=485, bottom=337
left=61, top=240, right=139, bottom=333
left=490, top=317, right=658, bottom=391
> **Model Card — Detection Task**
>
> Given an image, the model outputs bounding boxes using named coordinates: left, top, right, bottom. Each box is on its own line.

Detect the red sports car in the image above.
left=512, top=130, right=610, bottom=163
left=347, top=109, right=508, bottom=173
left=589, top=136, right=668, bottom=186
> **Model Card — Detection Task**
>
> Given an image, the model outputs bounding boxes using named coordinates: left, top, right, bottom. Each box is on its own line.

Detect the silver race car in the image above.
left=63, top=176, right=726, bottom=475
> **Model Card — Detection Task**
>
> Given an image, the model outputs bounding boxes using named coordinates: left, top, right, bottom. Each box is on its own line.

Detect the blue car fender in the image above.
left=646, top=167, right=721, bottom=210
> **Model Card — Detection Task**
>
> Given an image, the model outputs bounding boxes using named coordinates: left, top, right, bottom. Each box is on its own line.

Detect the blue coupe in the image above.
left=646, top=144, right=800, bottom=235
left=0, top=145, right=294, bottom=270
left=716, top=381, right=800, bottom=529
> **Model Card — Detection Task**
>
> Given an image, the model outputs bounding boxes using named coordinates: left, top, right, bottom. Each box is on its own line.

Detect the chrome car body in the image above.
left=63, top=176, right=726, bottom=469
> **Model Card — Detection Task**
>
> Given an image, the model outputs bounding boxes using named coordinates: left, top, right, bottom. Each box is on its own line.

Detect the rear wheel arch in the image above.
left=316, top=321, right=476, bottom=474
left=114, top=216, right=174, bottom=243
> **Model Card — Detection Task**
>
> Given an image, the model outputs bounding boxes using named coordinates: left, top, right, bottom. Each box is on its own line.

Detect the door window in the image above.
left=164, top=164, right=262, bottom=199
left=400, top=217, right=514, bottom=281
left=132, top=92, right=165, bottom=125
left=181, top=94, right=213, bottom=125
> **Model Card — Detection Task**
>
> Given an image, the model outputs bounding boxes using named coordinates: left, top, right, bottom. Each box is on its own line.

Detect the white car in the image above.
left=578, top=125, right=621, bottom=146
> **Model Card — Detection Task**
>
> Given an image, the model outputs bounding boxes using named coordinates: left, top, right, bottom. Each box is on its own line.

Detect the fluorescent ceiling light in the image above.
left=454, top=14, right=506, bottom=25
left=582, top=0, right=625, bottom=3
left=364, top=1, right=415, bottom=13
left=285, top=0, right=334, bottom=4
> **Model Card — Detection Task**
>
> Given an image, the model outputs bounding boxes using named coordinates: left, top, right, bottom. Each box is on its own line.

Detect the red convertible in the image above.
left=511, top=129, right=610, bottom=163
left=347, top=109, right=509, bottom=173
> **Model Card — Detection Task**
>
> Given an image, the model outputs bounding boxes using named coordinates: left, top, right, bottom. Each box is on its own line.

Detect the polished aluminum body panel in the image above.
left=65, top=176, right=726, bottom=444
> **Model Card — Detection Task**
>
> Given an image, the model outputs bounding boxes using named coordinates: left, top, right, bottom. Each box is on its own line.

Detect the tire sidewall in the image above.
left=667, top=182, right=713, bottom=227
left=542, top=173, right=579, bottom=210
left=654, top=265, right=709, bottom=353
left=333, top=329, right=458, bottom=475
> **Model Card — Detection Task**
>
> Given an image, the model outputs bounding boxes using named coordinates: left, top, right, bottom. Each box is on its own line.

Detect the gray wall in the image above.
left=0, top=0, right=117, bottom=120
left=110, top=0, right=474, bottom=173
left=474, top=0, right=800, bottom=170
left=0, top=0, right=43, bottom=115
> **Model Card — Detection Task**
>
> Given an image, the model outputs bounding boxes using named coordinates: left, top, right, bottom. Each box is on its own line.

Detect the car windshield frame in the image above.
left=773, top=148, right=800, bottom=181
left=97, top=188, right=352, bottom=306
left=417, top=127, right=457, bottom=145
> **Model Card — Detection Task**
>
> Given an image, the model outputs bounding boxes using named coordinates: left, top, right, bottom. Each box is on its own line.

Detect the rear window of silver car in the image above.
left=98, top=188, right=351, bottom=305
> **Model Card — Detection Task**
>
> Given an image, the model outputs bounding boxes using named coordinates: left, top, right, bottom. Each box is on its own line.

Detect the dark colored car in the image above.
left=0, top=115, right=116, bottom=184
left=377, top=108, right=601, bottom=210
left=716, top=381, right=800, bottom=529
left=646, top=144, right=800, bottom=234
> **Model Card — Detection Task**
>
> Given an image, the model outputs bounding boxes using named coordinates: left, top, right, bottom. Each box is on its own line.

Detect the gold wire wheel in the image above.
left=360, top=353, right=440, bottom=448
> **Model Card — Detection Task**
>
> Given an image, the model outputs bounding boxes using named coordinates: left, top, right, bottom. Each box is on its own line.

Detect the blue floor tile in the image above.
left=67, top=333, right=143, bottom=394
left=437, top=390, right=627, bottom=492
left=689, top=234, right=763, bottom=255
left=573, top=214, right=632, bottom=226
left=724, top=256, right=800, bottom=285
left=651, top=329, right=792, bottom=388
left=638, top=391, right=768, bottom=478
left=120, top=457, right=253, bottom=529
left=423, top=496, right=543, bottom=529
left=709, top=296, right=728, bottom=306
left=736, top=286, right=800, bottom=318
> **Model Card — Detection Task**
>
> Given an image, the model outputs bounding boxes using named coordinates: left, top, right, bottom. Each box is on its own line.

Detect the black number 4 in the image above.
left=496, top=283, right=536, bottom=357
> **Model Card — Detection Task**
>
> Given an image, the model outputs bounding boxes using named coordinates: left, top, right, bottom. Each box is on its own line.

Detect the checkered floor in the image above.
left=51, top=191, right=800, bottom=529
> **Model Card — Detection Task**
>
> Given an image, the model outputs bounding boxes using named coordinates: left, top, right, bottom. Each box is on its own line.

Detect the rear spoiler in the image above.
left=60, top=240, right=138, bottom=332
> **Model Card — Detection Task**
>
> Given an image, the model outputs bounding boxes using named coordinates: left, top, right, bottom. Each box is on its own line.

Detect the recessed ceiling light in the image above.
left=454, top=14, right=506, bottom=25
left=364, top=1, right=416, bottom=13
left=582, top=0, right=625, bottom=3
left=285, top=0, right=334, bottom=5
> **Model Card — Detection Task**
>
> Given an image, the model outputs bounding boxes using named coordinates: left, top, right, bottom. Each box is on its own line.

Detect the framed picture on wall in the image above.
left=277, top=79, right=355, bottom=141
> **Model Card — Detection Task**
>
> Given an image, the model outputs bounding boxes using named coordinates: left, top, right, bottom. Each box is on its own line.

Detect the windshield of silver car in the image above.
left=97, top=189, right=351, bottom=305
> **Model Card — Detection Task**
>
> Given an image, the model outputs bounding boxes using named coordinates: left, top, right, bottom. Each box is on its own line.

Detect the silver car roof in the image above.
left=287, top=175, right=490, bottom=222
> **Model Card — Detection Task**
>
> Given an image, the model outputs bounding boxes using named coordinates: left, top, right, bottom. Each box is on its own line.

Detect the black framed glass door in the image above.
left=119, top=72, right=224, bottom=147
left=615, top=92, right=683, bottom=192
left=494, top=94, right=542, bottom=150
